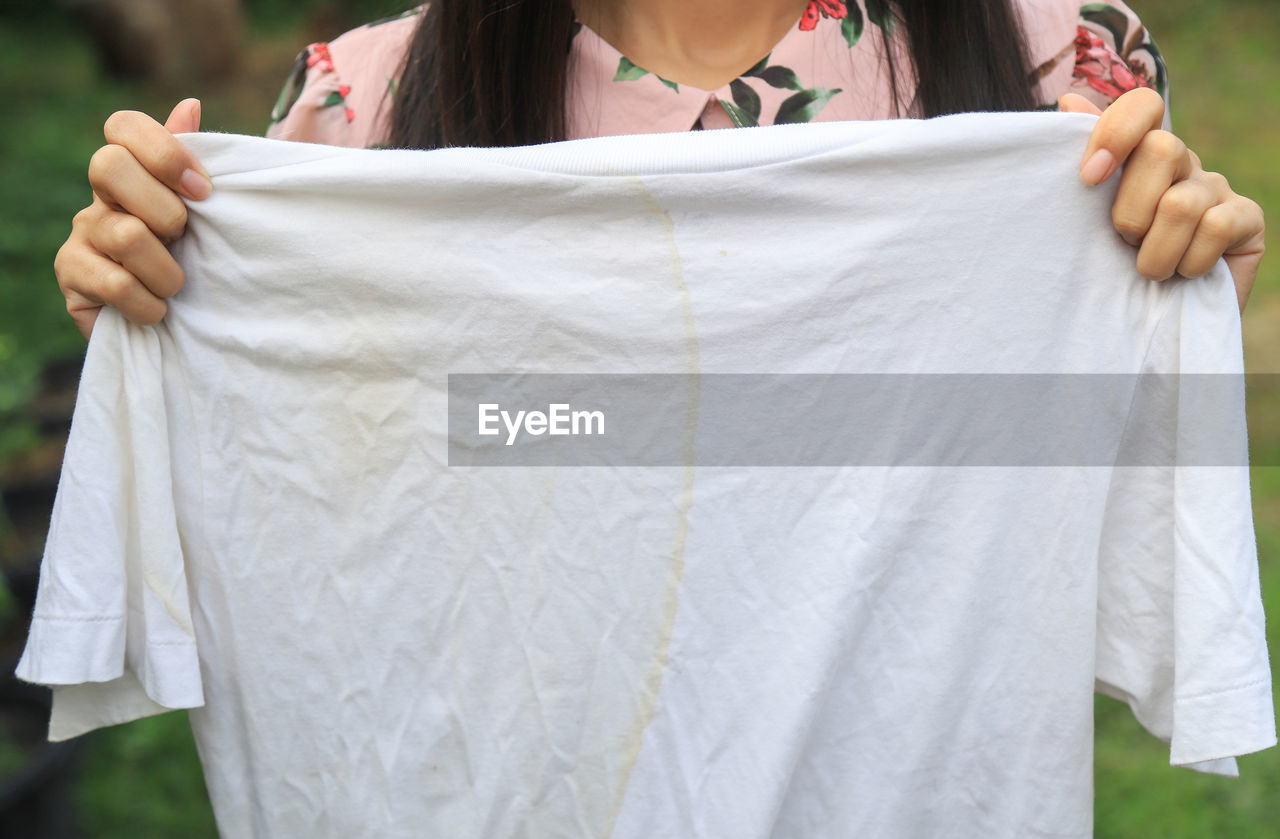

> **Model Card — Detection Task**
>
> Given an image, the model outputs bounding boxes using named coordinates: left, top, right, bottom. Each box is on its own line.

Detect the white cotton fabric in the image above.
left=16, top=113, right=1275, bottom=838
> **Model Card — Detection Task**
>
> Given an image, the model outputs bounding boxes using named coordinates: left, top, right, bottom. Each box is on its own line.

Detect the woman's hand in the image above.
left=1059, top=87, right=1265, bottom=312
left=54, top=98, right=212, bottom=340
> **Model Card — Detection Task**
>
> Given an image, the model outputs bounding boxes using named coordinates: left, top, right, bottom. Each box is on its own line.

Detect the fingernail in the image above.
left=1120, top=231, right=1141, bottom=247
left=1080, top=148, right=1116, bottom=184
left=180, top=168, right=212, bottom=200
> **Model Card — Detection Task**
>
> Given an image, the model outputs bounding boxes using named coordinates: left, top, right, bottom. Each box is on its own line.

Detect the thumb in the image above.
left=164, top=97, right=202, bottom=135
left=1058, top=93, right=1103, bottom=117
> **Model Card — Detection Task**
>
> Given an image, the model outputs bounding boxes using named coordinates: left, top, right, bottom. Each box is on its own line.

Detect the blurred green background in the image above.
left=0, top=0, right=1276, bottom=836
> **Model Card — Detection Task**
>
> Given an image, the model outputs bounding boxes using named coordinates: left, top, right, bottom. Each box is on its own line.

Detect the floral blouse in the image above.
left=266, top=0, right=1169, bottom=149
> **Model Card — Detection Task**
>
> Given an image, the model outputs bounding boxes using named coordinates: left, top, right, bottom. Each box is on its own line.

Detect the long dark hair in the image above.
left=389, top=0, right=1038, bottom=149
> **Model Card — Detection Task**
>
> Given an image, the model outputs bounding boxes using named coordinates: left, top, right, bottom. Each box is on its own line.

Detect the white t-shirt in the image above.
left=17, top=113, right=1275, bottom=838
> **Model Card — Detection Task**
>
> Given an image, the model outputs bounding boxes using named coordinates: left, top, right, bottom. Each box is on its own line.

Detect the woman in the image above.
left=54, top=0, right=1264, bottom=340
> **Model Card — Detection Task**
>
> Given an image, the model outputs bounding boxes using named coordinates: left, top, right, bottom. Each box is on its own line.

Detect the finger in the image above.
left=1177, top=196, right=1266, bottom=279
left=87, top=145, right=190, bottom=240
left=103, top=109, right=211, bottom=200
left=1226, top=245, right=1265, bottom=312
left=1133, top=178, right=1217, bottom=280
left=66, top=300, right=100, bottom=342
left=1057, top=93, right=1103, bottom=116
left=164, top=97, right=202, bottom=135
left=54, top=236, right=168, bottom=332
left=1111, top=130, right=1197, bottom=246
left=85, top=208, right=187, bottom=298
left=1077, top=87, right=1165, bottom=185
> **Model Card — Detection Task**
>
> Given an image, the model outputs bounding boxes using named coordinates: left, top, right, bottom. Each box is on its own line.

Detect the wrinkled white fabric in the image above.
left=17, top=113, right=1275, bottom=838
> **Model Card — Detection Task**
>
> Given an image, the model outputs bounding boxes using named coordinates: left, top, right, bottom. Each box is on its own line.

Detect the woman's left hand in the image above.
left=1059, top=87, right=1265, bottom=312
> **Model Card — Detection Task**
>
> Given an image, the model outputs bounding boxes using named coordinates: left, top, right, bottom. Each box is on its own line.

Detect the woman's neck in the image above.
left=573, top=0, right=812, bottom=90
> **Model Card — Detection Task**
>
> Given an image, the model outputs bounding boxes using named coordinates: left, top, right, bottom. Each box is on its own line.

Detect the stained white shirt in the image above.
left=17, top=113, right=1275, bottom=838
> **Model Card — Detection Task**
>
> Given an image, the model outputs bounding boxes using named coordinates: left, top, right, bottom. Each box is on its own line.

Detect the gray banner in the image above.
left=446, top=374, right=1263, bottom=467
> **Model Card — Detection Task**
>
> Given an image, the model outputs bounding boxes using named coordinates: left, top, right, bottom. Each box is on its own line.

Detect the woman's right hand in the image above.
left=55, top=98, right=212, bottom=340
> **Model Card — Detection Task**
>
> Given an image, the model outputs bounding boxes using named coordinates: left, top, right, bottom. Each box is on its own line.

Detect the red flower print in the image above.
left=338, top=84, right=351, bottom=98
left=305, top=41, right=335, bottom=74
left=799, top=0, right=847, bottom=32
left=345, top=107, right=355, bottom=123
left=1072, top=26, right=1152, bottom=100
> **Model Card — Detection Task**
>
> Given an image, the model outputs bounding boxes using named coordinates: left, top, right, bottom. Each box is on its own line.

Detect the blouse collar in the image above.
left=567, top=18, right=739, bottom=139
left=565, top=1, right=911, bottom=137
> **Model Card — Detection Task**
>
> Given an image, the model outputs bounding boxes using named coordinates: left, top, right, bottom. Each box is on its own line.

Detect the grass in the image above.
left=73, top=712, right=219, bottom=839
left=0, top=1, right=1277, bottom=836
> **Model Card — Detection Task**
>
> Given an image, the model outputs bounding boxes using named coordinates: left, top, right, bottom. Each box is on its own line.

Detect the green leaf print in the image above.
left=268, top=49, right=309, bottom=126
left=840, top=3, right=864, bottom=47
left=1144, top=38, right=1169, bottom=99
left=614, top=56, right=648, bottom=82
left=729, top=79, right=762, bottom=123
left=614, top=56, right=679, bottom=91
left=743, top=53, right=771, bottom=77
left=865, top=0, right=894, bottom=35
left=719, top=99, right=759, bottom=128
left=1079, top=3, right=1131, bottom=52
left=774, top=87, right=842, bottom=124
left=322, top=90, right=346, bottom=107
left=751, top=65, right=802, bottom=91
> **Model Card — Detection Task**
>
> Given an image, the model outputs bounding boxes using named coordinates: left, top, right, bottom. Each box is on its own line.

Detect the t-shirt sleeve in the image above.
left=265, top=6, right=424, bottom=149
left=14, top=308, right=204, bottom=742
left=1093, top=264, right=1275, bottom=775
left=1024, top=0, right=1172, bottom=131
